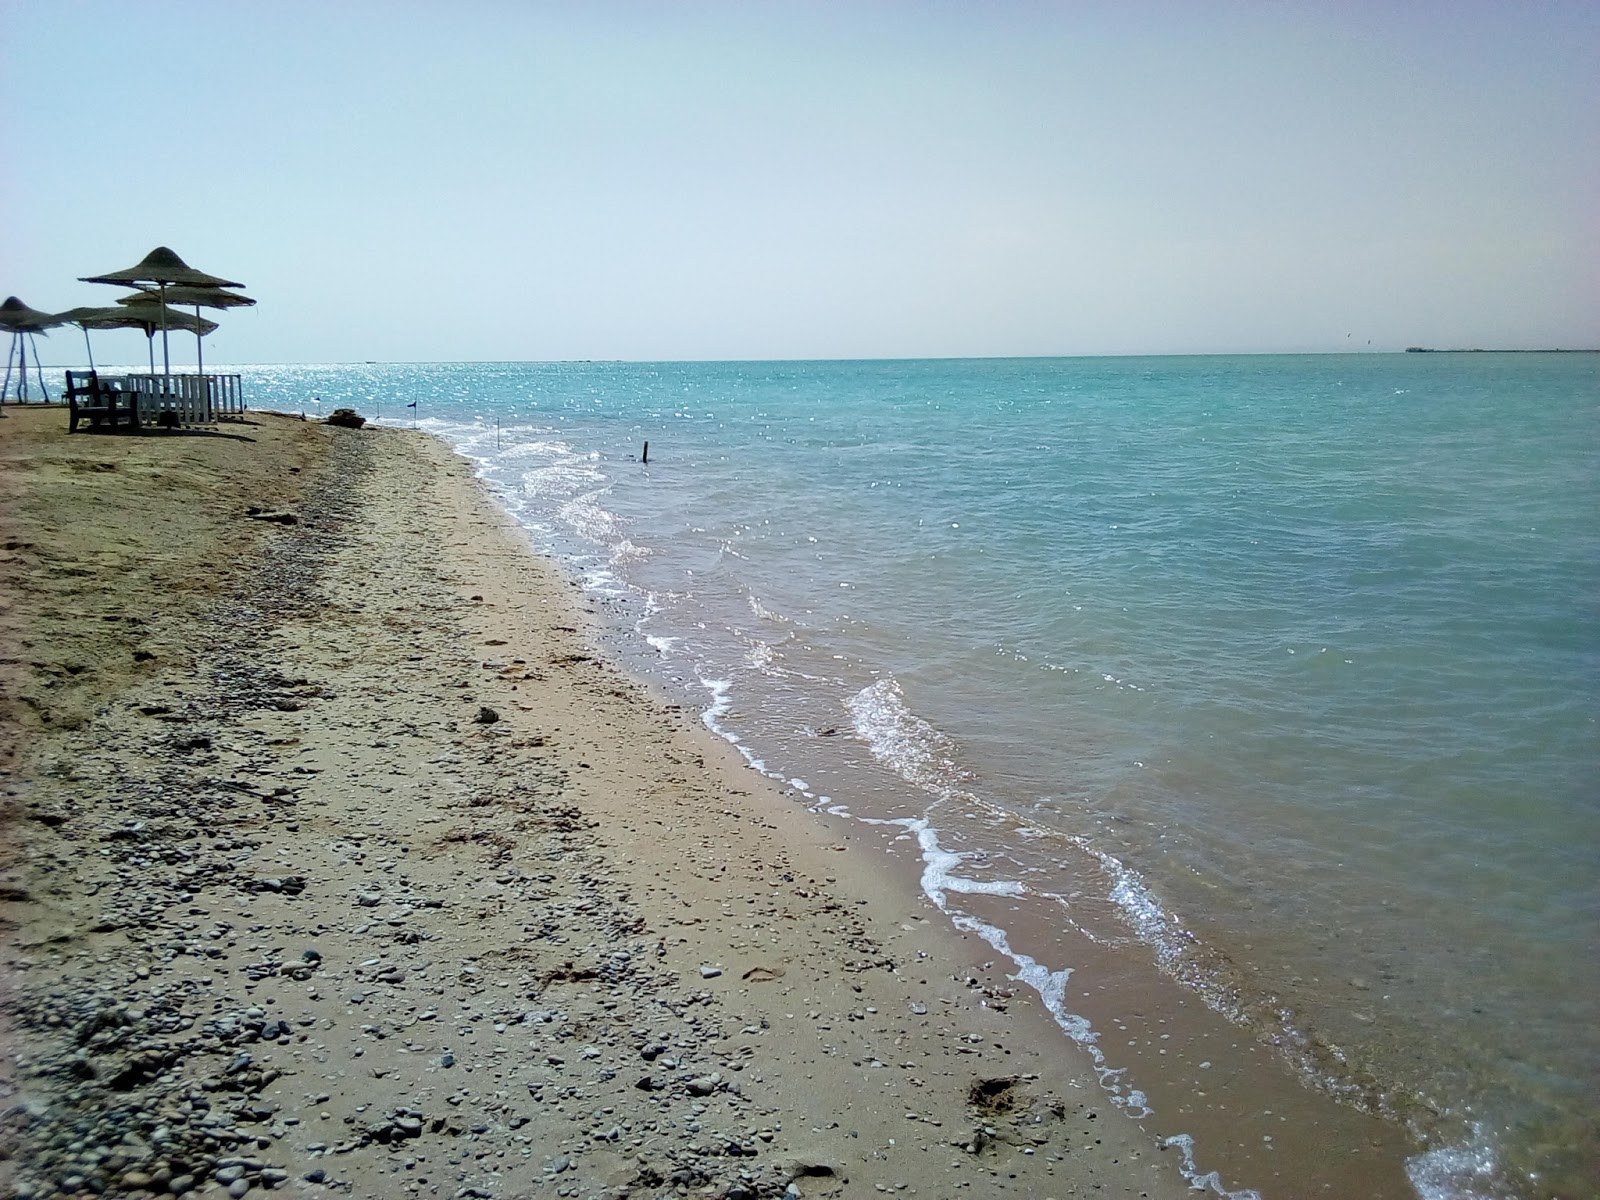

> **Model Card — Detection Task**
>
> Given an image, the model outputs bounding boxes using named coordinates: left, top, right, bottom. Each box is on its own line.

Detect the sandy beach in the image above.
left=0, top=408, right=1199, bottom=1200
left=0, top=407, right=1413, bottom=1200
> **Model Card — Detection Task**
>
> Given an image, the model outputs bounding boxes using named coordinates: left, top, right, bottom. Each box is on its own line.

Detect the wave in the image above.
left=837, top=677, right=1269, bottom=1197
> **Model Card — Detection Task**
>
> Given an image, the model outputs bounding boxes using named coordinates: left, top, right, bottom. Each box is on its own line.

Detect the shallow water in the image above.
left=238, top=354, right=1598, bottom=1198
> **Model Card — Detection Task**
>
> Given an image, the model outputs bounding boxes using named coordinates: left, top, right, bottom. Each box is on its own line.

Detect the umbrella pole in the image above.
left=146, top=331, right=155, bottom=375
left=158, top=282, right=171, bottom=396
left=82, top=326, right=96, bottom=372
left=28, top=333, right=50, bottom=401
left=17, top=330, right=28, bottom=402
left=194, top=303, right=204, bottom=379
left=2, top=333, right=15, bottom=406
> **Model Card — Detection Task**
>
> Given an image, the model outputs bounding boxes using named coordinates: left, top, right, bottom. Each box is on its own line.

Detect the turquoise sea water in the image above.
left=232, top=354, right=1594, bottom=1198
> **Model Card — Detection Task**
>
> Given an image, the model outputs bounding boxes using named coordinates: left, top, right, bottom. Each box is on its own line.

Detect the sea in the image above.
left=229, top=354, right=1594, bottom=1199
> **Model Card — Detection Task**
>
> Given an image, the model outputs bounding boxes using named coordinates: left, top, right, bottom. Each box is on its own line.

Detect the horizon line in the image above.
left=21, top=347, right=1599, bottom=370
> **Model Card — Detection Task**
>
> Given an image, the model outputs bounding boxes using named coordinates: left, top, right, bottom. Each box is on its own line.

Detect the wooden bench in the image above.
left=66, top=369, right=140, bottom=433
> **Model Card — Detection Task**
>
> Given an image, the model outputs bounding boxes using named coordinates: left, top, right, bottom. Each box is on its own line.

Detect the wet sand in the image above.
left=0, top=407, right=1411, bottom=1199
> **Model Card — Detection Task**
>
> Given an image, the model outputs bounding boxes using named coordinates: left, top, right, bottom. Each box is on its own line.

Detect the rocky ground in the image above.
left=0, top=410, right=1194, bottom=1200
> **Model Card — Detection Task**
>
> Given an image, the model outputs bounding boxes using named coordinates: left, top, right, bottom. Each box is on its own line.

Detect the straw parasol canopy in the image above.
left=0, top=296, right=64, bottom=334
left=60, top=304, right=217, bottom=336
left=119, top=285, right=253, bottom=374
left=1, top=297, right=65, bottom=406
left=80, top=247, right=246, bottom=385
left=81, top=247, right=244, bottom=291
left=121, top=284, right=255, bottom=311
left=57, top=304, right=218, bottom=372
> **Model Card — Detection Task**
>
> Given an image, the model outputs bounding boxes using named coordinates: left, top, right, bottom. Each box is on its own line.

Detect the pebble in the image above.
left=5, top=453, right=1096, bottom=1200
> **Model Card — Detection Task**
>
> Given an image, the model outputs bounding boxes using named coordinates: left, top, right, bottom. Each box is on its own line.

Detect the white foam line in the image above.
left=851, top=813, right=1261, bottom=1199
left=1158, top=1134, right=1264, bottom=1199
left=697, top=675, right=766, bottom=773
left=422, top=430, right=1282, bottom=1200
left=699, top=677, right=734, bottom=728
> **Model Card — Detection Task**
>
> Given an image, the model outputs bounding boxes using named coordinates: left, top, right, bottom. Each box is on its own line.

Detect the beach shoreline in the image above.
left=1, top=408, right=1415, bottom=1199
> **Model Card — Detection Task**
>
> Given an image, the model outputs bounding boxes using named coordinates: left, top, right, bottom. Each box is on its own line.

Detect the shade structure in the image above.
left=81, top=247, right=244, bottom=290
left=57, top=304, right=218, bottom=372
left=61, top=304, right=217, bottom=335
left=120, top=284, right=255, bottom=310
left=118, top=285, right=253, bottom=374
left=0, top=296, right=64, bottom=333
left=0, top=295, right=64, bottom=405
left=80, top=247, right=246, bottom=387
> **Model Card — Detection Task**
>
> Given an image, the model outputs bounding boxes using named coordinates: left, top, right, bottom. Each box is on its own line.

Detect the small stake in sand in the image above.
left=642, top=440, right=650, bottom=464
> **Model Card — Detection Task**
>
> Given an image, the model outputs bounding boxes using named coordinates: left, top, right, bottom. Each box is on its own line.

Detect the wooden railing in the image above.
left=210, top=374, right=245, bottom=418
left=102, top=373, right=246, bottom=426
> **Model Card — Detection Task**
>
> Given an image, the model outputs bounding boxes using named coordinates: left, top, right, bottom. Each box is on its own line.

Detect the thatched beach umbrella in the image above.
left=130, top=283, right=255, bottom=309
left=0, top=296, right=60, bottom=331
left=118, top=283, right=254, bottom=376
left=57, top=304, right=218, bottom=373
left=80, top=247, right=245, bottom=389
left=0, top=295, right=64, bottom=405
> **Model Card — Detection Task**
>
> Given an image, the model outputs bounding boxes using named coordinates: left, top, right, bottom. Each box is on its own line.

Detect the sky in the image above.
left=3, top=1, right=1596, bottom=364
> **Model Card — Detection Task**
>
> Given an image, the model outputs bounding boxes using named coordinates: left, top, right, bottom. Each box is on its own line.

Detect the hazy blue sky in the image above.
left=4, top=1, right=1596, bottom=363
